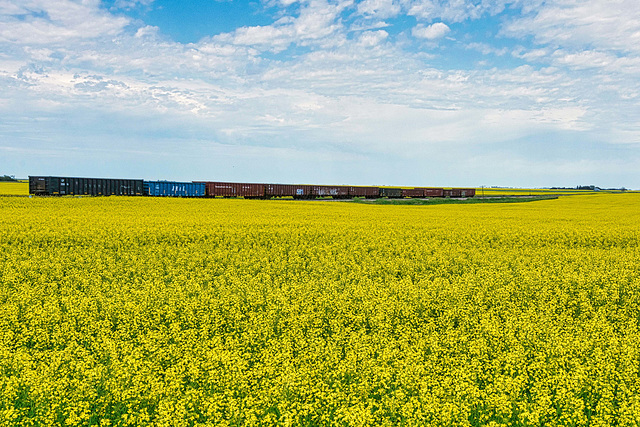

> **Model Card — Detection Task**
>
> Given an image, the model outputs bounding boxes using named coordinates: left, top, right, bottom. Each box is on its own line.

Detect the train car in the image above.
left=348, top=186, right=379, bottom=198
left=144, top=181, right=205, bottom=197
left=402, top=188, right=424, bottom=198
left=312, top=185, right=349, bottom=198
left=442, top=188, right=475, bottom=198
left=265, top=184, right=313, bottom=199
left=200, top=182, right=265, bottom=198
left=238, top=183, right=265, bottom=198
left=29, top=176, right=143, bottom=196
left=417, top=188, right=445, bottom=198
left=379, top=187, right=403, bottom=198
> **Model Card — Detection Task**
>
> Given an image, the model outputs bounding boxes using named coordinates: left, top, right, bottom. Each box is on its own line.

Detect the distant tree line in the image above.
left=548, top=185, right=628, bottom=191
left=0, top=175, right=18, bottom=182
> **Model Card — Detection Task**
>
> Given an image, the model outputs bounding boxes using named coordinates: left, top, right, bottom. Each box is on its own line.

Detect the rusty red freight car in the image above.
left=312, top=185, right=349, bottom=198
left=235, top=183, right=265, bottom=198
left=417, top=188, right=444, bottom=197
left=402, top=188, right=424, bottom=198
left=348, top=186, right=379, bottom=198
left=201, top=182, right=233, bottom=197
left=265, top=184, right=313, bottom=199
left=200, top=182, right=265, bottom=198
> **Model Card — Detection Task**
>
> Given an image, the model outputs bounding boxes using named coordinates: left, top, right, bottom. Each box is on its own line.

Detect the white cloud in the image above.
left=502, top=0, right=640, bottom=54
left=502, top=1, right=640, bottom=84
left=408, top=0, right=520, bottom=23
left=348, top=20, right=390, bottom=32
left=358, top=30, right=388, bottom=46
left=511, top=46, right=550, bottom=62
left=22, top=47, right=55, bottom=61
left=113, top=0, right=155, bottom=10
left=214, top=0, right=352, bottom=52
left=135, top=25, right=159, bottom=39
left=466, top=42, right=508, bottom=56
left=0, top=0, right=129, bottom=44
left=553, top=50, right=616, bottom=69
left=357, top=0, right=401, bottom=19
left=0, top=7, right=623, bottom=155
left=412, top=22, right=450, bottom=40
left=224, top=24, right=294, bottom=52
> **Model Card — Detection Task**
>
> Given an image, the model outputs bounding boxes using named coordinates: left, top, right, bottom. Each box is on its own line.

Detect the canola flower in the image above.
left=474, top=188, right=607, bottom=196
left=1, top=194, right=639, bottom=426
left=0, top=182, right=28, bottom=196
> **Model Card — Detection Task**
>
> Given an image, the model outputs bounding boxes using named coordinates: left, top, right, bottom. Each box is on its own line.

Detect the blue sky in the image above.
left=1, top=0, right=639, bottom=188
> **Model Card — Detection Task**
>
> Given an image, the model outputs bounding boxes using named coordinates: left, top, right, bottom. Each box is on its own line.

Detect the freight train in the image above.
left=28, top=176, right=476, bottom=199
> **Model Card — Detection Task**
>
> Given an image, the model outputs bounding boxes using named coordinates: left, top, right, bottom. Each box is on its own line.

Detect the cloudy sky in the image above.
left=1, top=0, right=639, bottom=188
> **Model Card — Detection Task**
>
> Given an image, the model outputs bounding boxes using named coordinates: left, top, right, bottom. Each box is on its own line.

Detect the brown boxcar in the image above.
left=236, top=183, right=265, bottom=198
left=348, top=186, right=379, bottom=198
left=402, top=188, right=424, bottom=198
left=265, top=184, right=313, bottom=199
left=202, top=182, right=231, bottom=197
left=417, top=188, right=444, bottom=197
left=312, top=185, right=349, bottom=198
left=202, top=182, right=265, bottom=198
left=459, top=188, right=476, bottom=197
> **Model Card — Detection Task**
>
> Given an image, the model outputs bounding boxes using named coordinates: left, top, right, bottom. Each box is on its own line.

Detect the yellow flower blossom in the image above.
left=0, top=194, right=639, bottom=425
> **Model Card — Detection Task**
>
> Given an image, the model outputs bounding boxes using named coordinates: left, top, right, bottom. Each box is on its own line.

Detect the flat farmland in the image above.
left=0, top=181, right=28, bottom=196
left=1, top=194, right=639, bottom=426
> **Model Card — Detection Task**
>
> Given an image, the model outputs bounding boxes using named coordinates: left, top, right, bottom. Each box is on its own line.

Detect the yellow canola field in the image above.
left=0, top=181, right=28, bottom=196
left=476, top=188, right=600, bottom=196
left=1, top=194, right=640, bottom=426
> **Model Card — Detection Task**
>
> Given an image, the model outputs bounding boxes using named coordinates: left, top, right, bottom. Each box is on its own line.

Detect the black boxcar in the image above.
left=379, top=187, right=403, bottom=198
left=443, top=188, right=475, bottom=198
left=29, top=176, right=143, bottom=196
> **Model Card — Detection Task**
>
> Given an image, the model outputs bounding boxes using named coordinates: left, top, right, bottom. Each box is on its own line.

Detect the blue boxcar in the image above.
left=143, top=181, right=205, bottom=197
